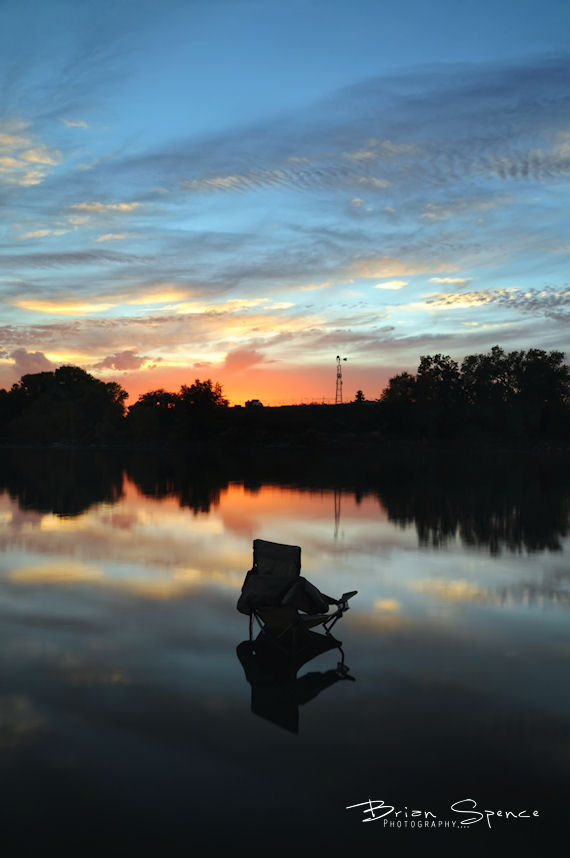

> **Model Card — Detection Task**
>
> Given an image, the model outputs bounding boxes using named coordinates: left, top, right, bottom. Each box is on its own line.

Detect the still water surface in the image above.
left=1, top=449, right=568, bottom=855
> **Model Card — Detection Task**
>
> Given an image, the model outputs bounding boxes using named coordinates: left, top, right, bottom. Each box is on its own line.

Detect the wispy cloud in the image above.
left=179, top=159, right=374, bottom=194
left=424, top=288, right=519, bottom=309
left=21, top=229, right=52, bottom=240
left=0, top=123, right=61, bottom=186
left=96, top=233, right=130, bottom=242
left=375, top=279, right=408, bottom=290
left=128, top=58, right=570, bottom=208
left=347, top=256, right=455, bottom=279
left=71, top=202, right=142, bottom=213
left=429, top=277, right=471, bottom=286
left=172, top=298, right=279, bottom=316
left=425, top=286, right=570, bottom=320
left=343, top=139, right=420, bottom=161
left=421, top=196, right=510, bottom=222
left=2, top=250, right=149, bottom=269
left=60, top=118, right=89, bottom=129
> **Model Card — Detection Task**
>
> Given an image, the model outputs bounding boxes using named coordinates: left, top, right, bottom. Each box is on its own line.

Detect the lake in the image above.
left=1, top=446, right=568, bottom=856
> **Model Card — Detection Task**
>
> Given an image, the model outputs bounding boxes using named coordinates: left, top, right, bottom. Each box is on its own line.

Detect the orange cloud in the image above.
left=224, top=347, right=266, bottom=372
left=14, top=299, right=116, bottom=315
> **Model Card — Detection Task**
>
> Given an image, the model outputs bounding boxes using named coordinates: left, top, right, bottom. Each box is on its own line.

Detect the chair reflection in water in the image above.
left=236, top=539, right=357, bottom=733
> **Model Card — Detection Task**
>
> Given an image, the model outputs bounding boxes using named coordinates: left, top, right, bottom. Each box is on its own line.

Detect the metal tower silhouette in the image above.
left=335, top=355, right=347, bottom=404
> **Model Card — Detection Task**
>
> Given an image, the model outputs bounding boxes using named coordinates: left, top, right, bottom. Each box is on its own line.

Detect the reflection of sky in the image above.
left=1, top=479, right=569, bottom=850
left=1, top=480, right=567, bottom=626
left=1, top=477, right=568, bottom=717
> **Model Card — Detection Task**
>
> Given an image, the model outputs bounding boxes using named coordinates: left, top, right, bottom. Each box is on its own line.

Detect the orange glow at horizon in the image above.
left=108, top=364, right=393, bottom=407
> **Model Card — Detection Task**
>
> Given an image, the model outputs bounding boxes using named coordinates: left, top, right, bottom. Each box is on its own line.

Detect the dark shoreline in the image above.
left=1, top=435, right=569, bottom=457
left=2, top=435, right=569, bottom=493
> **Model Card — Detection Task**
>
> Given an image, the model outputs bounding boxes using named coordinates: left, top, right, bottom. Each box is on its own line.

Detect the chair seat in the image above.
left=257, top=605, right=337, bottom=631
left=237, top=539, right=357, bottom=642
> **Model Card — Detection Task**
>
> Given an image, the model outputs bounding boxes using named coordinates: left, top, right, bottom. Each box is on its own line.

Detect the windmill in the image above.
left=335, top=355, right=347, bottom=404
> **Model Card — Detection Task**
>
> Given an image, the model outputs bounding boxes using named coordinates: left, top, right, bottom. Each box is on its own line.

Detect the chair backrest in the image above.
left=253, top=539, right=301, bottom=578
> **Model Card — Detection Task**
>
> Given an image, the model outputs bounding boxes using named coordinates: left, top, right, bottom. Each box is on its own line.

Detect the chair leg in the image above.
left=323, top=610, right=343, bottom=634
left=337, top=644, right=351, bottom=677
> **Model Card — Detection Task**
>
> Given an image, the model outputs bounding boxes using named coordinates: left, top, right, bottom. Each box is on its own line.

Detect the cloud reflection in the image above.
left=8, top=563, right=103, bottom=584
left=410, top=578, right=488, bottom=603
left=1, top=449, right=568, bottom=629
left=0, top=695, right=43, bottom=748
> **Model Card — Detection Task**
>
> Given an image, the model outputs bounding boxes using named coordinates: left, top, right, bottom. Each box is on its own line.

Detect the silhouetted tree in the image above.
left=516, top=348, right=569, bottom=439
left=176, top=379, right=229, bottom=440
left=379, top=346, right=569, bottom=442
left=106, top=381, right=129, bottom=409
left=415, top=353, right=462, bottom=437
left=135, top=390, right=179, bottom=409
left=126, top=379, right=229, bottom=442
left=179, top=379, right=228, bottom=409
left=379, top=371, right=418, bottom=435
left=460, top=346, right=570, bottom=440
left=3, top=365, right=128, bottom=442
left=127, top=389, right=180, bottom=440
left=460, top=346, right=520, bottom=437
left=0, top=387, right=17, bottom=438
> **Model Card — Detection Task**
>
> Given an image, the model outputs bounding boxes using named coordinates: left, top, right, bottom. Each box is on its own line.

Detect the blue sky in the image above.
left=0, top=0, right=568, bottom=403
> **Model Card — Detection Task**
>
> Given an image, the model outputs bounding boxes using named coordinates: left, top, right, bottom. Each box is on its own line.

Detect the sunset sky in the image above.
left=1, top=0, right=568, bottom=405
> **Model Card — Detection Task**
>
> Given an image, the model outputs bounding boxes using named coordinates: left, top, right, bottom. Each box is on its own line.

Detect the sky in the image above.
left=0, top=0, right=569, bottom=406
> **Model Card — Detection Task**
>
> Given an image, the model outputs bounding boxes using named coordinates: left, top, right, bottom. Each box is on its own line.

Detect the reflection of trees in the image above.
left=0, top=448, right=124, bottom=517
left=2, top=445, right=568, bottom=554
left=123, top=447, right=569, bottom=555
left=125, top=451, right=228, bottom=514
left=376, top=456, right=569, bottom=554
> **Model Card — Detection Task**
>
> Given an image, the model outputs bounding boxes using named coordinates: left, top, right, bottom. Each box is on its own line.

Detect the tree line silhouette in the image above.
left=0, top=346, right=568, bottom=445
left=380, top=346, right=569, bottom=441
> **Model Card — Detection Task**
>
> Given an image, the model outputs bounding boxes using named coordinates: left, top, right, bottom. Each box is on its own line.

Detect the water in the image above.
left=0, top=447, right=568, bottom=855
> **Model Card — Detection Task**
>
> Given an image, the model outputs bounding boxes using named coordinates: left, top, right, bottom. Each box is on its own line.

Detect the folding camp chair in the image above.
left=237, top=539, right=357, bottom=648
